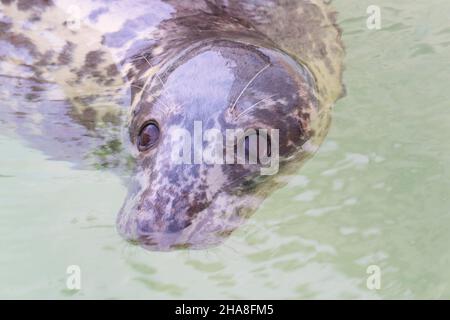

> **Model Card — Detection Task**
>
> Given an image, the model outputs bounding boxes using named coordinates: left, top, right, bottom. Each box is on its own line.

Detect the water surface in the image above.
left=1, top=0, right=450, bottom=299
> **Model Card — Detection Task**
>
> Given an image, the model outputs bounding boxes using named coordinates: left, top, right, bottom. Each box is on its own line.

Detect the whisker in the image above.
left=140, top=56, right=167, bottom=94
left=131, top=84, right=171, bottom=110
left=128, top=54, right=150, bottom=63
left=140, top=54, right=180, bottom=109
left=128, top=55, right=197, bottom=114
left=130, top=84, right=146, bottom=92
left=230, top=63, right=271, bottom=113
left=139, top=55, right=161, bottom=88
left=140, top=54, right=153, bottom=68
left=236, top=94, right=278, bottom=119
left=222, top=176, right=241, bottom=190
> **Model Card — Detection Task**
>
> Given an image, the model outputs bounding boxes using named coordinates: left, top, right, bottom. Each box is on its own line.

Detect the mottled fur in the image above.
left=0, top=0, right=344, bottom=250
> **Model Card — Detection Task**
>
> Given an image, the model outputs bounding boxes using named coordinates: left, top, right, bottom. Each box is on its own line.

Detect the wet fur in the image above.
left=0, top=0, right=344, bottom=250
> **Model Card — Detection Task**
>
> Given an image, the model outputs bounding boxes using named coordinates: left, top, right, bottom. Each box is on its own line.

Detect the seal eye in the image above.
left=138, top=122, right=160, bottom=151
left=239, top=131, right=272, bottom=164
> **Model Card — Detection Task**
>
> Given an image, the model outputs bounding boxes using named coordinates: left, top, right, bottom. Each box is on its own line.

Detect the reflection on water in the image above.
left=1, top=0, right=450, bottom=298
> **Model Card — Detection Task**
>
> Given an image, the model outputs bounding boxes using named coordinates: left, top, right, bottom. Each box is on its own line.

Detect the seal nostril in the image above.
left=166, top=219, right=191, bottom=233
left=137, top=219, right=154, bottom=235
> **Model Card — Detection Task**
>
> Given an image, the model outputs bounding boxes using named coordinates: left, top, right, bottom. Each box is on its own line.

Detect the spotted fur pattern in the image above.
left=0, top=0, right=344, bottom=250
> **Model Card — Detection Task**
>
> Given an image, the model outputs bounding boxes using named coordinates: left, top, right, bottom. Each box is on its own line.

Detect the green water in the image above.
left=1, top=0, right=450, bottom=299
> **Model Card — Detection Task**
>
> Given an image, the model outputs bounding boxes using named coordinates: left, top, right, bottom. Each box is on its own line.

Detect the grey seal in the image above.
left=0, top=0, right=344, bottom=250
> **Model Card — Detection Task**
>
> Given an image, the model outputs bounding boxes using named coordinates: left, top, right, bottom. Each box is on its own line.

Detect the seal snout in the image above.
left=135, top=211, right=192, bottom=235
left=117, top=180, right=216, bottom=250
left=117, top=177, right=249, bottom=250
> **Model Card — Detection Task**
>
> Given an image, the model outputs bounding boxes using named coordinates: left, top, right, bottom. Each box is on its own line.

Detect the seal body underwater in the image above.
left=0, top=0, right=344, bottom=250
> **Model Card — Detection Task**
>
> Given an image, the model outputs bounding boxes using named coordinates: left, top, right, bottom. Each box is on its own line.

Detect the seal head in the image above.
left=117, top=40, right=318, bottom=250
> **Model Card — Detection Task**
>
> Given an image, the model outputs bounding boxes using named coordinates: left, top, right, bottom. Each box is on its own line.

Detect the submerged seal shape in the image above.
left=0, top=0, right=344, bottom=250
